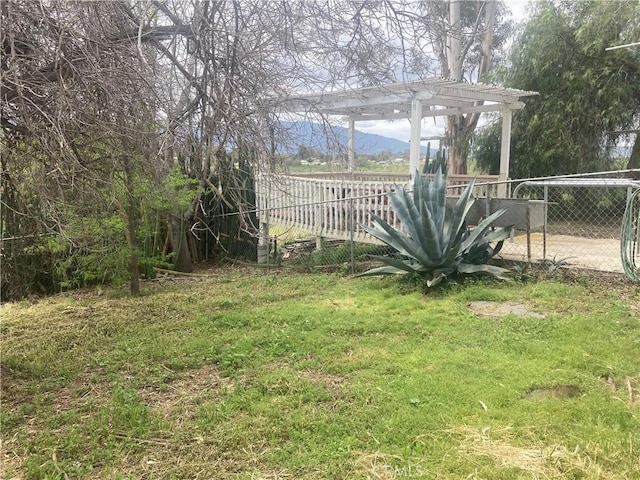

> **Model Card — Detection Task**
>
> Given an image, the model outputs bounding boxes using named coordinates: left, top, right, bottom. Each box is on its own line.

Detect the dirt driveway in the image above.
left=503, top=232, right=623, bottom=273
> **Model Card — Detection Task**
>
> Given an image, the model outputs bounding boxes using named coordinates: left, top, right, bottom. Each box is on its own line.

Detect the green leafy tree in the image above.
left=474, top=0, right=640, bottom=178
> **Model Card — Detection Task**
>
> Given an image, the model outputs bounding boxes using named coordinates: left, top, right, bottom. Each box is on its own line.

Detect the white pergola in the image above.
left=284, top=78, right=537, bottom=193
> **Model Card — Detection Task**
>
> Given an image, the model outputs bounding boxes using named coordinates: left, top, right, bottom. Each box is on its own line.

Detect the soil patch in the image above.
left=525, top=385, right=582, bottom=400
left=468, top=301, right=546, bottom=319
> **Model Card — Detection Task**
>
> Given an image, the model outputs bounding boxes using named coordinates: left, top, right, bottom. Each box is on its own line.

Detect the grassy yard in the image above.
left=1, top=270, right=639, bottom=479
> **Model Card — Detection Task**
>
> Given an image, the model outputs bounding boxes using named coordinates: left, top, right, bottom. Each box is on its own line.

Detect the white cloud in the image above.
left=353, top=117, right=446, bottom=143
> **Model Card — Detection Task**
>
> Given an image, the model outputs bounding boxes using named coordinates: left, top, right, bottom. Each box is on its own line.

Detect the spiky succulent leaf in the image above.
left=460, top=209, right=510, bottom=254
left=359, top=166, right=513, bottom=286
left=363, top=212, right=418, bottom=257
left=426, top=272, right=447, bottom=287
left=388, top=185, right=436, bottom=261
left=445, top=182, right=476, bottom=251
left=362, top=212, right=438, bottom=267
left=382, top=184, right=444, bottom=266
left=358, top=265, right=413, bottom=276
left=363, top=255, right=429, bottom=275
left=457, top=263, right=512, bottom=280
left=422, top=172, right=448, bottom=257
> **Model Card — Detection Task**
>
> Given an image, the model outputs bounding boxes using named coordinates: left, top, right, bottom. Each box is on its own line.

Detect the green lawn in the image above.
left=1, top=270, right=639, bottom=479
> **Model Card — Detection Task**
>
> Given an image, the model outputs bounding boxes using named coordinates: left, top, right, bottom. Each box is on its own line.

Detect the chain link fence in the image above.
left=224, top=170, right=640, bottom=277
left=503, top=174, right=639, bottom=273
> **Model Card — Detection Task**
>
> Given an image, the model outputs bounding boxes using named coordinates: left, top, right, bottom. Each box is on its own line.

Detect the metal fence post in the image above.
left=349, top=196, right=355, bottom=275
left=543, top=185, right=548, bottom=261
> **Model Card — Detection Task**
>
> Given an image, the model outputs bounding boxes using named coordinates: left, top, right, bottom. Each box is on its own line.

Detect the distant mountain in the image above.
left=279, top=121, right=426, bottom=155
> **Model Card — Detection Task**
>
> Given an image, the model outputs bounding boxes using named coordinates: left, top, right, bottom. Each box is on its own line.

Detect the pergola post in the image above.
left=409, top=98, right=422, bottom=181
left=347, top=118, right=355, bottom=173
left=499, top=107, right=513, bottom=198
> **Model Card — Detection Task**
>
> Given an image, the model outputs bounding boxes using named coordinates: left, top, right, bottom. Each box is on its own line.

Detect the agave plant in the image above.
left=360, top=168, right=513, bottom=287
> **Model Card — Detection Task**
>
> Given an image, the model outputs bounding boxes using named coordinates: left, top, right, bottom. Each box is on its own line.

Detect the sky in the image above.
left=352, top=0, right=533, bottom=143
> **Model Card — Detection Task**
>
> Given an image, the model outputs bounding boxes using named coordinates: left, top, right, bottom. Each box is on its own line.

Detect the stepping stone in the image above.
left=468, top=301, right=546, bottom=319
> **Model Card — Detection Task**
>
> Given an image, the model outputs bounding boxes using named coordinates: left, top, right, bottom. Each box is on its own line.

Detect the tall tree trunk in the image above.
left=445, top=0, right=465, bottom=174
left=627, top=133, right=640, bottom=178
left=447, top=0, right=463, bottom=80
left=447, top=116, right=469, bottom=174
left=477, top=0, right=496, bottom=82
left=123, top=157, right=141, bottom=296
left=168, top=213, right=194, bottom=272
left=445, top=0, right=497, bottom=175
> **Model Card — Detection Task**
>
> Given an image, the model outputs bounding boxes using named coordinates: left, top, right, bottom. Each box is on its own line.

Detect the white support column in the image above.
left=499, top=107, right=513, bottom=198
left=348, top=118, right=355, bottom=173
left=409, top=98, right=422, bottom=181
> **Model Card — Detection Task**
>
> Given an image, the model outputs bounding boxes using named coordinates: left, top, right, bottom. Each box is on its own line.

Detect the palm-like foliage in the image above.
left=360, top=168, right=513, bottom=287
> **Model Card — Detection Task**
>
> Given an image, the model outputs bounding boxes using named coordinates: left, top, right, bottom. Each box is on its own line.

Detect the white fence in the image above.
left=256, top=173, right=499, bottom=243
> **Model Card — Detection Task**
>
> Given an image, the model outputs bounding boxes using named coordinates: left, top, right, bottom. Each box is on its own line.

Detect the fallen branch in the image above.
left=153, top=267, right=222, bottom=277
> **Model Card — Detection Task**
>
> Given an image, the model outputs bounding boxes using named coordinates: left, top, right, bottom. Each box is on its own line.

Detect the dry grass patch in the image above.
left=97, top=439, right=260, bottom=480
left=263, top=362, right=350, bottom=399
left=323, top=298, right=357, bottom=309
left=468, top=301, right=546, bottom=319
left=455, top=426, right=618, bottom=479
left=53, top=369, right=112, bottom=414
left=297, top=369, right=349, bottom=397
left=0, top=448, right=24, bottom=480
left=92, top=440, right=248, bottom=479
left=136, top=364, right=234, bottom=416
left=1, top=365, right=111, bottom=416
left=599, top=373, right=640, bottom=404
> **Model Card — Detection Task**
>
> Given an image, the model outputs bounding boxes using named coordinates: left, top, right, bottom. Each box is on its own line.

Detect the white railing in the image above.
left=257, top=174, right=394, bottom=242
left=287, top=172, right=499, bottom=196
left=256, top=173, right=498, bottom=242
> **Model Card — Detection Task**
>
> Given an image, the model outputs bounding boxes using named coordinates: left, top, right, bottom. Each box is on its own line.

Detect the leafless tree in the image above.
left=2, top=1, right=169, bottom=295
left=1, top=0, right=359, bottom=293
left=1, top=0, right=511, bottom=298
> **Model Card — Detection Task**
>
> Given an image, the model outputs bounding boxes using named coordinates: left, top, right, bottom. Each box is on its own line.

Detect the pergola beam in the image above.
left=294, top=91, right=435, bottom=113
left=433, top=85, right=521, bottom=104
left=429, top=101, right=526, bottom=117
left=343, top=101, right=526, bottom=121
